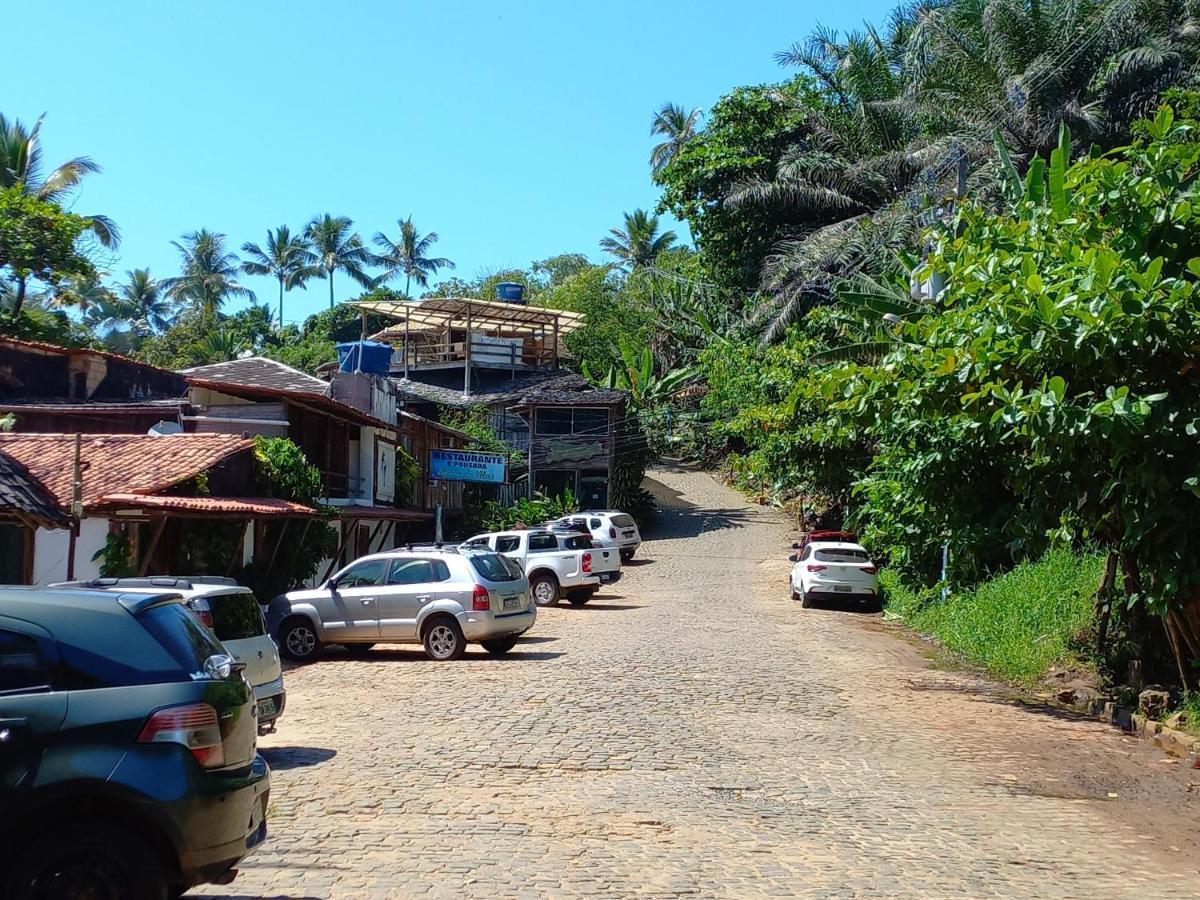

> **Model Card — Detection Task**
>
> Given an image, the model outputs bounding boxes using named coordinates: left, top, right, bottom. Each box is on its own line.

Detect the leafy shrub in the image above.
left=479, top=490, right=579, bottom=532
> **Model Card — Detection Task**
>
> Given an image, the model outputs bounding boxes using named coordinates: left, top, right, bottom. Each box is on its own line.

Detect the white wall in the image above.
left=32, top=518, right=108, bottom=584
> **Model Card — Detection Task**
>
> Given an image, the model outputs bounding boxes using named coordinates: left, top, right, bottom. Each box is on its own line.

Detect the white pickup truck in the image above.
left=461, top=529, right=617, bottom=607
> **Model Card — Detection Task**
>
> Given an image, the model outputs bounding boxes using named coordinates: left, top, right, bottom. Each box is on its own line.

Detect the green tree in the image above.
left=599, top=209, right=677, bottom=269
left=241, top=226, right=319, bottom=327
left=373, top=216, right=455, bottom=295
left=118, top=268, right=174, bottom=334
left=0, top=186, right=94, bottom=316
left=163, top=229, right=255, bottom=317
left=649, top=102, right=701, bottom=173
left=305, top=214, right=376, bottom=308
left=0, top=113, right=119, bottom=250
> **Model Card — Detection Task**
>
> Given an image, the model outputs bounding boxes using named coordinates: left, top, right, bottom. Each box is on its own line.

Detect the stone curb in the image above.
left=1044, top=693, right=1200, bottom=760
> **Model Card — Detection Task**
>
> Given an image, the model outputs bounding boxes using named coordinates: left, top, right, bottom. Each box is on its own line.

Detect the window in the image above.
left=337, top=559, right=389, bottom=588
left=589, top=518, right=602, bottom=530
left=388, top=558, right=450, bottom=585
left=571, top=408, right=610, bottom=436
left=611, top=514, right=635, bottom=528
left=528, top=533, right=558, bottom=552
left=469, top=553, right=524, bottom=582
left=138, top=604, right=225, bottom=674
left=814, top=548, right=869, bottom=563
left=209, top=592, right=266, bottom=641
left=561, top=535, right=592, bottom=550
left=461, top=538, right=489, bottom=549
left=799, top=546, right=812, bottom=561
left=0, top=630, right=51, bottom=695
left=534, top=408, right=573, bottom=436
left=495, top=536, right=521, bottom=553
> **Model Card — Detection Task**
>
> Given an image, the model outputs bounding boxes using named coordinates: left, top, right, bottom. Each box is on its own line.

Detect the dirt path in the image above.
left=195, top=463, right=1200, bottom=898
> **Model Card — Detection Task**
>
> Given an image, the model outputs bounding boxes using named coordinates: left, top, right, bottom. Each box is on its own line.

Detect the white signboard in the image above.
left=375, top=439, right=396, bottom=503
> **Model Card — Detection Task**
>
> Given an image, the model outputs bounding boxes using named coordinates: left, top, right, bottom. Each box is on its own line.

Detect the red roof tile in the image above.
left=0, top=433, right=252, bottom=511
left=94, top=494, right=316, bottom=517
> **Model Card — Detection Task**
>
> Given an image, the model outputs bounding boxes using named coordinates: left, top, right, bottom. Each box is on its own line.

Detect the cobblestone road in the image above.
left=197, top=464, right=1200, bottom=898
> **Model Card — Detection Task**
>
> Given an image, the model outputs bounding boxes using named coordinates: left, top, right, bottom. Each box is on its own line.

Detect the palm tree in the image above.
left=650, top=102, right=702, bottom=173
left=600, top=210, right=677, bottom=269
left=50, top=273, right=115, bottom=314
left=304, top=214, right=376, bottom=308
left=83, top=296, right=138, bottom=340
left=241, top=226, right=319, bottom=326
left=373, top=216, right=455, bottom=295
left=0, top=113, right=119, bottom=314
left=118, top=268, right=174, bottom=334
left=162, top=230, right=255, bottom=317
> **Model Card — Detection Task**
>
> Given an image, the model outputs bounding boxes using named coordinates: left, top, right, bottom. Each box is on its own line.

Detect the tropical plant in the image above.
left=241, top=226, right=319, bottom=326
left=649, top=102, right=701, bottom=173
left=0, top=113, right=119, bottom=249
left=373, top=216, right=455, bottom=295
left=197, top=327, right=245, bottom=362
left=305, top=214, right=376, bottom=308
left=599, top=209, right=677, bottom=269
left=584, top=338, right=697, bottom=409
left=118, top=268, right=174, bottom=334
left=0, top=186, right=94, bottom=316
left=479, top=490, right=579, bottom=532
left=162, top=229, right=255, bottom=316
left=51, top=272, right=114, bottom=313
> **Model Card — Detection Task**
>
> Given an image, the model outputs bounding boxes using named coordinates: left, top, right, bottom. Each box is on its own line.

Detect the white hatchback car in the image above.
left=552, top=511, right=642, bottom=561
left=789, top=540, right=879, bottom=609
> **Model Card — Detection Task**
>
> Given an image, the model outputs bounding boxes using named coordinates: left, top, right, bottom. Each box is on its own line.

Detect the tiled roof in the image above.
left=0, top=433, right=252, bottom=511
left=0, top=335, right=179, bottom=376
left=182, top=357, right=329, bottom=396
left=0, top=450, right=71, bottom=528
left=395, top=370, right=627, bottom=409
left=93, top=493, right=316, bottom=517
left=183, top=356, right=394, bottom=430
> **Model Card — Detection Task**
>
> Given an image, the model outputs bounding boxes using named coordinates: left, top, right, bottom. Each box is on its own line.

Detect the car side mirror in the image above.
left=325, top=577, right=339, bottom=592
left=791, top=542, right=802, bottom=550
left=788, top=553, right=798, bottom=562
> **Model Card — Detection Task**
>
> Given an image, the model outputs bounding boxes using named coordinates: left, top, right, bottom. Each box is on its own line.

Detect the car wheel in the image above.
left=567, top=588, right=595, bottom=606
left=280, top=617, right=323, bottom=662
left=620, top=548, right=635, bottom=562
left=530, top=573, right=560, bottom=607
left=345, top=642, right=375, bottom=656
left=800, top=591, right=815, bottom=609
left=482, top=637, right=518, bottom=655
left=423, top=616, right=466, bottom=661
left=8, top=823, right=169, bottom=900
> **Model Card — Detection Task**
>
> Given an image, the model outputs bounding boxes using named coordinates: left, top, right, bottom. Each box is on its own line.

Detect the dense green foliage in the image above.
left=882, top=548, right=1103, bottom=684
left=479, top=490, right=579, bottom=532
left=0, top=186, right=95, bottom=315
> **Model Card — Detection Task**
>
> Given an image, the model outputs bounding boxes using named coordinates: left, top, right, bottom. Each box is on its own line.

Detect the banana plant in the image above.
left=583, top=338, right=698, bottom=409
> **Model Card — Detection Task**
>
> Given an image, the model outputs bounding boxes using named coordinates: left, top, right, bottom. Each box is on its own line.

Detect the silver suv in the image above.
left=267, top=546, right=534, bottom=662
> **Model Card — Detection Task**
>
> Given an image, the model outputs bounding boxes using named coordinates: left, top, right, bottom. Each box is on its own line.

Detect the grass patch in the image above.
left=881, top=547, right=1103, bottom=685
left=1171, top=693, right=1200, bottom=738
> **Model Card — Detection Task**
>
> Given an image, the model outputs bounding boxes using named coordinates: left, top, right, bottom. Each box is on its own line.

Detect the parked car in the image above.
left=789, top=539, right=879, bottom=609
left=545, top=527, right=622, bottom=586
left=551, top=511, right=642, bottom=561
left=55, top=576, right=286, bottom=734
left=268, top=546, right=534, bottom=662
left=461, top=529, right=602, bottom=607
left=0, top=587, right=270, bottom=899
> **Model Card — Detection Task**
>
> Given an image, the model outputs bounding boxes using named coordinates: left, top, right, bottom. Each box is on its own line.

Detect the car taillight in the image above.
left=609, top=527, right=616, bottom=538
left=862, top=566, right=877, bottom=575
left=138, top=703, right=224, bottom=769
left=472, top=584, right=491, bottom=611
left=806, top=564, right=827, bottom=572
left=189, top=602, right=214, bottom=630
left=582, top=552, right=592, bottom=574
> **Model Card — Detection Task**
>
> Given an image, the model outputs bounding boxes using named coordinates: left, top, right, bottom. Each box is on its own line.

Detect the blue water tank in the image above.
left=495, top=281, right=525, bottom=303
left=336, top=340, right=392, bottom=375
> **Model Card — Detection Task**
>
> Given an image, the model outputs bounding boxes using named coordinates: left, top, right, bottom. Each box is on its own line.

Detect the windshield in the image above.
left=813, top=548, right=870, bottom=563
left=611, top=514, right=635, bottom=527
left=469, top=553, right=525, bottom=582
left=209, top=592, right=266, bottom=641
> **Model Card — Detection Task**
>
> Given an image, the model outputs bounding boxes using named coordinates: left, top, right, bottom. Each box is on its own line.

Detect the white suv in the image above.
left=789, top=540, right=879, bottom=609
left=56, top=576, right=286, bottom=733
left=552, top=510, right=642, bottom=561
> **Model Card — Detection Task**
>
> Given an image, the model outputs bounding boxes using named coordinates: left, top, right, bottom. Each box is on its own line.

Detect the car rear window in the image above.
left=138, top=602, right=225, bottom=673
left=813, top=548, right=870, bottom=563
left=611, top=514, right=635, bottom=527
left=469, top=553, right=524, bottom=582
left=561, top=535, right=592, bottom=550
left=209, top=592, right=266, bottom=641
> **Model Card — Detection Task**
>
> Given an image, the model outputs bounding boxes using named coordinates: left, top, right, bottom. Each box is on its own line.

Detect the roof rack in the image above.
left=52, top=575, right=240, bottom=591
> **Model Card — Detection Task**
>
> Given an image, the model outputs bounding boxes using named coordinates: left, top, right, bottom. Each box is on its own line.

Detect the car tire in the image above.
left=345, top=642, right=376, bottom=656
left=423, top=616, right=466, bottom=661
left=482, top=637, right=518, bottom=655
left=280, top=617, right=323, bottom=662
left=530, top=573, right=560, bottom=607
left=800, top=591, right=815, bottom=609
left=620, top=548, right=636, bottom=562
left=567, top=588, right=595, bottom=606
left=7, top=823, right=170, bottom=900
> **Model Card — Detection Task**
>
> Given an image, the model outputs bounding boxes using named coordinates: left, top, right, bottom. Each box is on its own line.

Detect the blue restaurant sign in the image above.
left=429, top=449, right=507, bottom=484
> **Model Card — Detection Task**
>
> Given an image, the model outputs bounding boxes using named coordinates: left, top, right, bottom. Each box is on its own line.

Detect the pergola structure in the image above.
left=354, top=297, right=586, bottom=395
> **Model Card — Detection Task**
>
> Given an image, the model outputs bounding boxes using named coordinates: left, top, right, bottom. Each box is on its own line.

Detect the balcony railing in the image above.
left=391, top=341, right=558, bottom=372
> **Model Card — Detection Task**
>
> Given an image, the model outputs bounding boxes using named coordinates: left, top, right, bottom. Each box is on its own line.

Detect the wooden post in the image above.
left=463, top=300, right=473, bottom=397
left=552, top=314, right=560, bottom=369
left=66, top=433, right=83, bottom=580
left=225, top=519, right=252, bottom=576
left=262, top=519, right=291, bottom=581
left=403, top=306, right=410, bottom=379
left=319, top=519, right=349, bottom=583
left=139, top=517, right=169, bottom=576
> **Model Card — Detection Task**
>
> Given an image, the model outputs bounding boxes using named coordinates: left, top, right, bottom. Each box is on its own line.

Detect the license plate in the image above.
left=601, top=573, right=616, bottom=583
left=502, top=596, right=520, bottom=609
left=257, top=697, right=277, bottom=719
left=834, top=585, right=853, bottom=593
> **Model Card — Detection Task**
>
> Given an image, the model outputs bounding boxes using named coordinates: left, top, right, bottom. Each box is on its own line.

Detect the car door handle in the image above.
left=416, top=595, right=431, bottom=602
left=361, top=598, right=375, bottom=605
left=0, top=718, right=28, bottom=743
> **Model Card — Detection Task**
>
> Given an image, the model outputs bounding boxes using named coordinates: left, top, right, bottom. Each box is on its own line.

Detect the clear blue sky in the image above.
left=9, top=0, right=889, bottom=325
